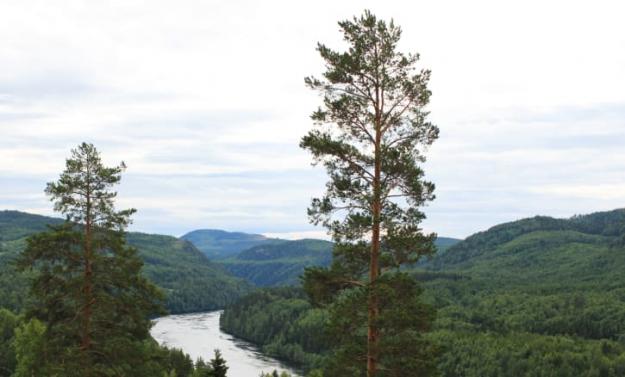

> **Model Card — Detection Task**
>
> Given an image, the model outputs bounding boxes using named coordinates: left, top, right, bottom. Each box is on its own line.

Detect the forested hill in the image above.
left=431, top=236, right=461, bottom=254
left=0, top=210, right=251, bottom=314
left=428, top=209, right=625, bottom=289
left=219, top=237, right=460, bottom=287
left=220, top=239, right=334, bottom=286
left=180, top=228, right=286, bottom=259
left=221, top=209, right=625, bottom=376
left=126, top=233, right=251, bottom=313
left=0, top=210, right=64, bottom=240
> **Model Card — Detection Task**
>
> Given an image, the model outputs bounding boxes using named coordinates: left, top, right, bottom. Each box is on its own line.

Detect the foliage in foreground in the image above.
left=1, top=311, right=231, bottom=377
left=221, top=281, right=438, bottom=377
left=0, top=143, right=246, bottom=376
left=15, top=143, right=164, bottom=375
left=259, top=371, right=303, bottom=377
left=222, top=285, right=625, bottom=377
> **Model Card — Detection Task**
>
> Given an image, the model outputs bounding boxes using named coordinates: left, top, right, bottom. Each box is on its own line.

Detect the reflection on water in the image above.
left=151, top=311, right=301, bottom=377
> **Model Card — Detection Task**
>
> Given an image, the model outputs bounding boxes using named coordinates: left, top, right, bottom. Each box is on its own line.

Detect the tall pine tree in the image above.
left=17, top=142, right=164, bottom=376
left=301, top=10, right=439, bottom=377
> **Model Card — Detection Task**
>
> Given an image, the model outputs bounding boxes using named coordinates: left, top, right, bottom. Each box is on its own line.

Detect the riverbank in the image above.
left=151, top=311, right=301, bottom=377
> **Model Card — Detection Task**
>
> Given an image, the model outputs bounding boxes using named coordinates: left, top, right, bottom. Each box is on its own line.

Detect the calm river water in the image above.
left=151, top=311, right=301, bottom=377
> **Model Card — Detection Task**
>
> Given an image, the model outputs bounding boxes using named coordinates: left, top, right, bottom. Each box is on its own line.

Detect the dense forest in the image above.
left=0, top=210, right=251, bottom=314
left=192, top=237, right=458, bottom=288
left=221, top=209, right=625, bottom=376
left=219, top=240, right=333, bottom=286
left=0, top=309, right=232, bottom=377
left=7, top=197, right=625, bottom=375
left=220, top=288, right=327, bottom=370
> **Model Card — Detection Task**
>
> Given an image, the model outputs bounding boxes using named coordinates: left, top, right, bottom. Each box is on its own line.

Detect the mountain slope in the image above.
left=180, top=229, right=286, bottom=259
left=0, top=210, right=64, bottom=241
left=126, top=233, right=251, bottom=313
left=221, top=209, right=625, bottom=375
left=428, top=209, right=625, bottom=291
left=221, top=239, right=334, bottom=286
left=433, top=236, right=462, bottom=254
left=0, top=211, right=251, bottom=314
left=220, top=237, right=460, bottom=287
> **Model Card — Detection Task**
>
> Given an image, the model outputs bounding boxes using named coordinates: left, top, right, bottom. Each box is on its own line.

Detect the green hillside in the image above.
left=221, top=239, right=334, bottom=286
left=126, top=232, right=251, bottom=313
left=428, top=209, right=625, bottom=290
left=0, top=211, right=251, bottom=314
left=180, top=229, right=286, bottom=259
left=221, top=209, right=625, bottom=376
left=219, top=237, right=459, bottom=287
left=433, top=236, right=461, bottom=253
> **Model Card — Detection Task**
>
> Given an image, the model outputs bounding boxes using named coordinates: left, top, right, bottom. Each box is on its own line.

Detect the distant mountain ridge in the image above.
left=423, top=208, right=625, bottom=294
left=0, top=210, right=251, bottom=314
left=432, top=208, right=625, bottom=270
left=221, top=239, right=334, bottom=286
left=0, top=210, right=64, bottom=241
left=236, top=239, right=334, bottom=261
left=180, top=229, right=286, bottom=259
left=199, top=234, right=461, bottom=287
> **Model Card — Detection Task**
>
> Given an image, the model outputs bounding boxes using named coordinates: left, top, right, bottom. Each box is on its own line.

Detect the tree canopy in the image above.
left=16, top=142, right=164, bottom=376
left=301, top=10, right=439, bottom=377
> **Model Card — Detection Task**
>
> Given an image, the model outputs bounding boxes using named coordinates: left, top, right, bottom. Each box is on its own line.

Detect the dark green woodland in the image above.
left=0, top=210, right=250, bottom=315
left=5, top=208, right=625, bottom=376
left=220, top=209, right=625, bottom=376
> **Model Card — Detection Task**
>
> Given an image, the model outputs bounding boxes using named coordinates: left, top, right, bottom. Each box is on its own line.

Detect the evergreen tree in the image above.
left=209, top=349, right=228, bottom=377
left=162, top=346, right=194, bottom=377
left=16, top=142, right=164, bottom=376
left=258, top=371, right=291, bottom=377
left=301, top=10, right=439, bottom=377
left=11, top=319, right=47, bottom=377
left=0, top=309, right=19, bottom=377
left=193, top=357, right=214, bottom=377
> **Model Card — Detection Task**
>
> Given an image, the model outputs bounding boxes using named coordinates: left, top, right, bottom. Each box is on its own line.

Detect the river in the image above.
left=151, top=311, right=301, bottom=377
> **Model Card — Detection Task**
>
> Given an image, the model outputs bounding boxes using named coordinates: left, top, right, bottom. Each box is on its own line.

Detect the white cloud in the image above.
left=1, top=0, right=624, bottom=238
left=263, top=231, right=331, bottom=241
left=530, top=184, right=625, bottom=201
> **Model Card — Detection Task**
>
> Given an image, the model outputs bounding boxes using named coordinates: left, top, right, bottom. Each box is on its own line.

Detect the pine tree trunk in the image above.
left=367, top=218, right=380, bottom=377
left=367, top=124, right=382, bottom=377
left=82, top=218, right=92, bottom=350
left=81, top=171, right=93, bottom=376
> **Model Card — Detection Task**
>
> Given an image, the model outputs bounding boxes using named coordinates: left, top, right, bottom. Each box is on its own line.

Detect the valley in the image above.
left=3, top=208, right=625, bottom=376
left=219, top=209, right=625, bottom=376
left=0, top=211, right=251, bottom=314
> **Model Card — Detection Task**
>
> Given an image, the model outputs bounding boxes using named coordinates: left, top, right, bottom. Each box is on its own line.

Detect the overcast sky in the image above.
left=1, top=0, right=624, bottom=239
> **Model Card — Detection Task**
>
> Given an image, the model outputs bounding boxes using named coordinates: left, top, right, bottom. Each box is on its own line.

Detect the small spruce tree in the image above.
left=209, top=349, right=228, bottom=377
